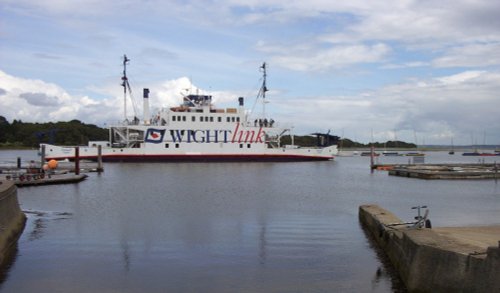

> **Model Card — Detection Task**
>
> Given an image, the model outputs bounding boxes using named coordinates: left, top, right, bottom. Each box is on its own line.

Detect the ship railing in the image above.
left=252, top=118, right=276, bottom=128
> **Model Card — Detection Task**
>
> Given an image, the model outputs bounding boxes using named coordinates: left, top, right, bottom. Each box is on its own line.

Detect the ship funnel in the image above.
left=143, top=88, right=150, bottom=125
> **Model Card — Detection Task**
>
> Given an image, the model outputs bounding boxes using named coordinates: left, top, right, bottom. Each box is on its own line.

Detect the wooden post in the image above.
left=74, top=147, right=80, bottom=175
left=40, top=145, right=46, bottom=168
left=370, top=145, right=375, bottom=173
left=17, top=157, right=21, bottom=169
left=97, top=145, right=103, bottom=173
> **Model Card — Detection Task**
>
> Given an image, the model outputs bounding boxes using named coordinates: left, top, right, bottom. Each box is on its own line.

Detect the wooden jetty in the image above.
left=376, top=163, right=500, bottom=179
left=1, top=173, right=88, bottom=187
left=0, top=145, right=99, bottom=187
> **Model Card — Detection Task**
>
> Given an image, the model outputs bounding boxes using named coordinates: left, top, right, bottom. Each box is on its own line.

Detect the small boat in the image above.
left=405, top=152, right=425, bottom=156
left=479, top=153, right=498, bottom=156
left=462, top=152, right=498, bottom=156
left=382, top=151, right=400, bottom=156
left=462, top=152, right=481, bottom=156
left=360, top=152, right=380, bottom=157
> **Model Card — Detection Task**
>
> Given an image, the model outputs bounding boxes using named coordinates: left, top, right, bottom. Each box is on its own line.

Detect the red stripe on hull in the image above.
left=45, top=154, right=334, bottom=162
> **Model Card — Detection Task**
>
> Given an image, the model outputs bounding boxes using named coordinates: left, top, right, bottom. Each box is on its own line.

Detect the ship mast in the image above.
left=260, top=62, right=269, bottom=118
left=120, top=54, right=139, bottom=123
left=121, top=55, right=130, bottom=121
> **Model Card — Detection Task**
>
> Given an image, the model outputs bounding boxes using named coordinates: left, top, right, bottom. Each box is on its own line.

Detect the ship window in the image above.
left=237, top=117, right=240, bottom=122
left=218, top=117, right=221, bottom=122
left=172, top=116, right=176, bottom=121
left=192, top=116, right=196, bottom=122
left=205, top=116, right=209, bottom=122
left=210, top=117, right=214, bottom=122
left=231, top=117, right=236, bottom=122
left=177, top=116, right=181, bottom=121
left=165, top=143, right=169, bottom=148
left=175, top=143, right=180, bottom=148
left=200, top=116, right=204, bottom=122
left=247, top=144, right=251, bottom=148
left=226, top=117, right=230, bottom=122
left=183, top=116, right=186, bottom=121
left=239, top=144, right=243, bottom=148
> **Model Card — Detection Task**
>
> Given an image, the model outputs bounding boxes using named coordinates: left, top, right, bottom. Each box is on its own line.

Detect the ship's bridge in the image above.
left=183, top=94, right=212, bottom=107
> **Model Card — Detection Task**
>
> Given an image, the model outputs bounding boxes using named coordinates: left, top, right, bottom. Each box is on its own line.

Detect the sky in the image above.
left=1, top=0, right=500, bottom=145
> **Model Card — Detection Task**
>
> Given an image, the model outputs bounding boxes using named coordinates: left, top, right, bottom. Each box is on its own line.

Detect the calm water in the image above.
left=1, top=150, right=499, bottom=292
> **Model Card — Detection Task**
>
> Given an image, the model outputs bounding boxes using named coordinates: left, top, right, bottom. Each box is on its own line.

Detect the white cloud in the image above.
left=0, top=70, right=117, bottom=124
left=433, top=43, right=500, bottom=68
left=259, top=42, right=391, bottom=71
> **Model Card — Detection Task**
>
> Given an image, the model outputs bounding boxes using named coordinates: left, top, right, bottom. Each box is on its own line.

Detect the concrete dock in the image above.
left=0, top=181, right=26, bottom=266
left=359, top=204, right=500, bottom=292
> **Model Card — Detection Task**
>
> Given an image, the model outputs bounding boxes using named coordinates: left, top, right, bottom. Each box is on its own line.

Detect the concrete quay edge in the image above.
left=359, top=204, right=500, bottom=292
left=0, top=180, right=26, bottom=266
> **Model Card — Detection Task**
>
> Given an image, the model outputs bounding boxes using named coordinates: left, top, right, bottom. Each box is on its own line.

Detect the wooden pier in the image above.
left=0, top=173, right=88, bottom=187
left=0, top=145, right=100, bottom=187
left=373, top=163, right=500, bottom=179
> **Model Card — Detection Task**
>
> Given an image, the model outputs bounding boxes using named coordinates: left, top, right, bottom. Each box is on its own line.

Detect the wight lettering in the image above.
left=170, top=130, right=184, bottom=142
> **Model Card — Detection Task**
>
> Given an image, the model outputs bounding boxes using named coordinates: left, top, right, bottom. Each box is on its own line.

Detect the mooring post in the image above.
left=495, top=161, right=498, bottom=180
left=75, top=147, right=80, bottom=175
left=17, top=157, right=21, bottom=169
left=370, top=145, right=375, bottom=173
left=97, top=145, right=103, bottom=173
left=40, top=145, right=46, bottom=169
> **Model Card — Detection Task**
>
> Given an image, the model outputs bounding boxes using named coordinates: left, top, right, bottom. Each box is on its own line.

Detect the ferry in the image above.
left=40, top=57, right=338, bottom=162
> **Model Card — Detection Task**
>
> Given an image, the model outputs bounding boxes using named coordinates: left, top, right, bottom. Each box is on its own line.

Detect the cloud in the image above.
left=257, top=42, right=391, bottom=71
left=0, top=70, right=117, bottom=124
left=33, top=53, right=62, bottom=60
left=19, top=92, right=61, bottom=106
left=432, top=43, right=500, bottom=68
left=0, top=69, right=237, bottom=126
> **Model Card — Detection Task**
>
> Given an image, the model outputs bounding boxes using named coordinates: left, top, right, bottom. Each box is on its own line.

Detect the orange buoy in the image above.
left=48, top=159, right=58, bottom=169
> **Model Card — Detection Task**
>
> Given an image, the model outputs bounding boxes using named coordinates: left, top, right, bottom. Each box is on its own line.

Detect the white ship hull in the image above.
left=41, top=142, right=337, bottom=162
left=41, top=122, right=337, bottom=162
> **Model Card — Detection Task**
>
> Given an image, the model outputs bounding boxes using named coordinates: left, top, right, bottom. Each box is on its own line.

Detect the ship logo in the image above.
left=145, top=128, right=165, bottom=143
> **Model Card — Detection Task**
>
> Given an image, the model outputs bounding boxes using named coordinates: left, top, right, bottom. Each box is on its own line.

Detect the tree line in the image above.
left=0, top=116, right=108, bottom=148
left=0, top=116, right=416, bottom=149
